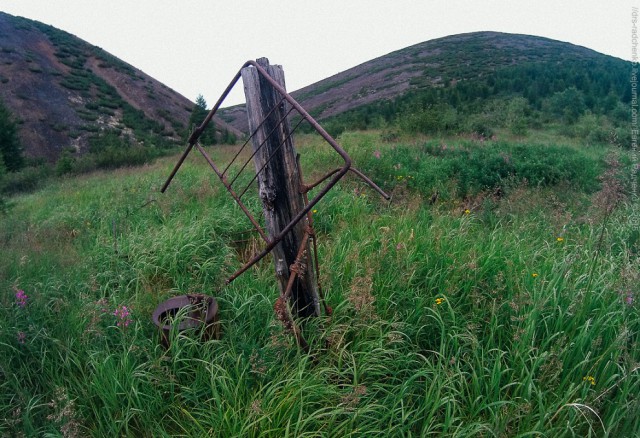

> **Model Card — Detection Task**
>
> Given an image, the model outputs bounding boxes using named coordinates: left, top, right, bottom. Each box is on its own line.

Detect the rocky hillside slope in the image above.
left=0, top=12, right=239, bottom=161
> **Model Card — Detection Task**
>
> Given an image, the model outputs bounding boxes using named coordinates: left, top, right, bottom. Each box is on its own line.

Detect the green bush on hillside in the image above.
left=357, top=138, right=603, bottom=199
left=311, top=55, right=629, bottom=145
left=0, top=99, right=24, bottom=172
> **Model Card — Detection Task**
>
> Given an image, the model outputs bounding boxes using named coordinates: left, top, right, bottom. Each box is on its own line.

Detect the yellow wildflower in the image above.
left=583, top=376, right=596, bottom=385
left=532, top=273, right=539, bottom=278
left=464, top=209, right=471, bottom=215
left=556, top=237, right=564, bottom=242
left=435, top=298, right=445, bottom=305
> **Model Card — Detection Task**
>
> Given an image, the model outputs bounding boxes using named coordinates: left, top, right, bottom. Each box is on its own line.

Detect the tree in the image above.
left=547, top=87, right=586, bottom=124
left=0, top=99, right=24, bottom=171
left=195, top=94, right=207, bottom=111
left=188, top=94, right=217, bottom=145
left=0, top=151, right=7, bottom=213
left=506, top=97, right=531, bottom=136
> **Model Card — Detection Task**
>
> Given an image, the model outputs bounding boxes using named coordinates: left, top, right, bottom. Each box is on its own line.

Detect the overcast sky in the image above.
left=0, top=0, right=634, bottom=106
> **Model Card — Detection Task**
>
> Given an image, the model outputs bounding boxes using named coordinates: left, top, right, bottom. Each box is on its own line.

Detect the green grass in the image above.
left=1, top=132, right=638, bottom=436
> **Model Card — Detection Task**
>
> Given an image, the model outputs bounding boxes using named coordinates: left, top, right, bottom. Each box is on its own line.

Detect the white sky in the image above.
left=0, top=0, right=635, bottom=106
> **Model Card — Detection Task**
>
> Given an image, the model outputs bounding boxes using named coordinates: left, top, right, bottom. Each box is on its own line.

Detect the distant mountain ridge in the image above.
left=219, top=31, right=629, bottom=134
left=0, top=12, right=240, bottom=161
left=0, top=12, right=630, bottom=163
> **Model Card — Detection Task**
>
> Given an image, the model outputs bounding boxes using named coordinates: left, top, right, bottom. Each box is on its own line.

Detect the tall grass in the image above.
left=1, top=132, right=638, bottom=436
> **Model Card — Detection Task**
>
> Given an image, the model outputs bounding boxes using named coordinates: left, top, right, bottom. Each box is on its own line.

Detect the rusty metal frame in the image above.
left=161, top=60, right=389, bottom=284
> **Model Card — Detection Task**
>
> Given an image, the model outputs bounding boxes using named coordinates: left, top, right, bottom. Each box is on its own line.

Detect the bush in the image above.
left=359, top=139, right=603, bottom=199
left=55, top=151, right=75, bottom=176
left=0, top=154, right=6, bottom=212
left=0, top=99, right=24, bottom=171
left=467, top=118, right=495, bottom=139
left=505, top=97, right=531, bottom=136
left=573, top=112, right=612, bottom=145
left=546, top=87, right=586, bottom=124
left=398, top=103, right=459, bottom=135
left=94, top=145, right=152, bottom=169
left=2, top=164, right=53, bottom=194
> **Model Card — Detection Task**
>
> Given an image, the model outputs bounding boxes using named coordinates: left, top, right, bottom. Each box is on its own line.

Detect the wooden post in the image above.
left=241, top=58, right=320, bottom=318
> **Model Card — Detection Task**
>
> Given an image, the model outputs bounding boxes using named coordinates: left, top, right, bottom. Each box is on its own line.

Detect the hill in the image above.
left=219, top=32, right=630, bottom=139
left=0, top=12, right=240, bottom=162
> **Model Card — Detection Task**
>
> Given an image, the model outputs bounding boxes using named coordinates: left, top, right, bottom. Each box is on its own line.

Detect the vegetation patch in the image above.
left=0, top=131, right=637, bottom=436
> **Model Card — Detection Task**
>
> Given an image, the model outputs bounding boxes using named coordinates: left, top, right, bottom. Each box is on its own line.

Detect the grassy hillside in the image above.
left=0, top=12, right=241, bottom=170
left=220, top=32, right=630, bottom=146
left=1, top=130, right=638, bottom=436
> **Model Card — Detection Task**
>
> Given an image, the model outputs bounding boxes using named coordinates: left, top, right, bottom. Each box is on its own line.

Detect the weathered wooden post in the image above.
left=241, top=58, right=320, bottom=319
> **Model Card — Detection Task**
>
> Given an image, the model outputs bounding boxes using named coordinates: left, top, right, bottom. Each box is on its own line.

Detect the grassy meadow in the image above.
left=1, top=131, right=639, bottom=437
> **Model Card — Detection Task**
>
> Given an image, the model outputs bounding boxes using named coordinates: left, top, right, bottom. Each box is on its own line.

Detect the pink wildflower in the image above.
left=17, top=331, right=26, bottom=344
left=625, top=293, right=634, bottom=306
left=15, top=290, right=28, bottom=308
left=373, top=150, right=381, bottom=159
left=114, top=305, right=133, bottom=328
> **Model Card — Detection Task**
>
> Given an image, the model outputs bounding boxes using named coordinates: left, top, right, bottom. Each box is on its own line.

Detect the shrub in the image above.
left=359, top=139, right=603, bottom=199
left=0, top=99, right=24, bottom=171
left=2, top=164, right=53, bottom=194
left=546, top=87, right=586, bottom=124
left=573, top=112, right=612, bottom=145
left=398, top=103, right=459, bottom=135
left=55, top=151, right=75, bottom=176
left=467, top=118, right=495, bottom=139
left=505, top=96, right=531, bottom=136
left=0, top=154, right=6, bottom=212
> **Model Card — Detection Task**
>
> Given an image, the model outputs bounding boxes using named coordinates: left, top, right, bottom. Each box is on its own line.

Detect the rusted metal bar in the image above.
left=161, top=142, right=194, bottom=193
left=297, top=154, right=331, bottom=316
left=221, top=137, right=253, bottom=177
left=228, top=103, right=296, bottom=190
left=301, top=168, right=342, bottom=193
left=226, top=162, right=349, bottom=283
left=276, top=229, right=313, bottom=351
left=162, top=59, right=389, bottom=286
left=301, top=166, right=390, bottom=200
left=194, top=142, right=224, bottom=178
left=195, top=143, right=269, bottom=243
left=190, top=70, right=243, bottom=145
left=244, top=60, right=352, bottom=168
left=162, top=69, right=245, bottom=193
left=237, top=109, right=304, bottom=200
left=222, top=94, right=288, bottom=178
left=348, top=167, right=391, bottom=200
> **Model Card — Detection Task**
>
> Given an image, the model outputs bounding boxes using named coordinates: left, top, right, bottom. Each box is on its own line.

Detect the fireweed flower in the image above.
left=15, top=290, right=28, bottom=308
left=626, top=294, right=634, bottom=306
left=113, top=305, right=132, bottom=328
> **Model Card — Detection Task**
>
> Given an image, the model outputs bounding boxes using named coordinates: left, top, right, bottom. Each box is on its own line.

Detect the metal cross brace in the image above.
left=161, top=60, right=390, bottom=285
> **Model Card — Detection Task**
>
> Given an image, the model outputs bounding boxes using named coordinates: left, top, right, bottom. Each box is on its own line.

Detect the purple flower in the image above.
left=15, top=290, right=28, bottom=308
left=17, top=331, right=26, bottom=344
left=626, top=293, right=634, bottom=306
left=114, top=305, right=132, bottom=327
left=373, top=150, right=381, bottom=159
